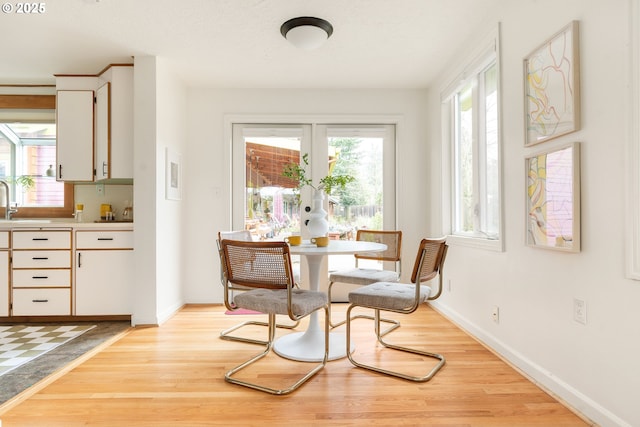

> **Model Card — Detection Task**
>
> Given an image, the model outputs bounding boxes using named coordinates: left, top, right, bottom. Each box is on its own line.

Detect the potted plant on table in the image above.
left=282, top=153, right=355, bottom=237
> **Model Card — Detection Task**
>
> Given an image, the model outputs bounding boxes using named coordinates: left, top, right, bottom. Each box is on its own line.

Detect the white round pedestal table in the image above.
left=273, top=240, right=387, bottom=362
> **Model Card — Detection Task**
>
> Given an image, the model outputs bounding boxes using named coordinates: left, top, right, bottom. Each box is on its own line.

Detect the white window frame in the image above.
left=441, top=26, right=503, bottom=251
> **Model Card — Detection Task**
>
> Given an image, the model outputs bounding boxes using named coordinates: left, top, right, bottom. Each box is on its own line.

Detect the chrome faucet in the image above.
left=0, top=180, right=17, bottom=220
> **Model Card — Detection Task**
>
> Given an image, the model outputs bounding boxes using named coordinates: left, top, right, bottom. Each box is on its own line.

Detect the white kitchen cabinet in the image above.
left=95, top=65, right=134, bottom=180
left=75, top=230, right=133, bottom=315
left=12, top=230, right=72, bottom=249
left=95, top=82, right=110, bottom=180
left=12, top=289, right=71, bottom=316
left=11, top=230, right=73, bottom=316
left=56, top=64, right=133, bottom=183
left=56, top=90, right=95, bottom=182
left=0, top=231, right=9, bottom=317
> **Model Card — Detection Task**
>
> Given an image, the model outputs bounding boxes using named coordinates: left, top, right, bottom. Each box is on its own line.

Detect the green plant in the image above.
left=4, top=175, right=35, bottom=192
left=282, top=153, right=355, bottom=199
left=15, top=175, right=35, bottom=191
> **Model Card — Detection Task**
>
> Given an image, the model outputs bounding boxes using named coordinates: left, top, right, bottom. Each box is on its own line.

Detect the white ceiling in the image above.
left=1, top=0, right=501, bottom=89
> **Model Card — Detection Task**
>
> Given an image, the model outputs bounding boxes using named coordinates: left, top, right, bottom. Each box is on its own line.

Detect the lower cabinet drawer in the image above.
left=13, top=269, right=71, bottom=287
left=12, top=288, right=71, bottom=316
left=13, top=250, right=72, bottom=269
left=75, top=231, right=133, bottom=249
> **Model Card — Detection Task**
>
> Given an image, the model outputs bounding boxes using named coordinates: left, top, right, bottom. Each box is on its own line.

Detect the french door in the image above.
left=231, top=122, right=395, bottom=293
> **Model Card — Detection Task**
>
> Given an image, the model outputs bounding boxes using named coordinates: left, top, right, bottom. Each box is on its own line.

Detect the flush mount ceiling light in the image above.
left=280, top=17, right=333, bottom=50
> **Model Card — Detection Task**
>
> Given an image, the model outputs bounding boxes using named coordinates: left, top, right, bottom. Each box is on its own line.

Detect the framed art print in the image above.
left=526, top=142, right=580, bottom=252
left=524, top=21, right=580, bottom=146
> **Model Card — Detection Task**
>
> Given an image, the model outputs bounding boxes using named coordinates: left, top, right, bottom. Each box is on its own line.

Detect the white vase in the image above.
left=306, top=189, right=329, bottom=237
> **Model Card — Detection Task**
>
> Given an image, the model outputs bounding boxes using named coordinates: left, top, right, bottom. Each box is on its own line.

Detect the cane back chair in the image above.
left=220, top=239, right=329, bottom=395
left=328, top=229, right=402, bottom=331
left=217, top=231, right=299, bottom=345
left=346, top=237, right=448, bottom=382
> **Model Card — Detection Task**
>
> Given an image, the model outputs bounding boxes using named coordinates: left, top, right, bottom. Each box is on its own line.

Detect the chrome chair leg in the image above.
left=225, top=308, right=329, bottom=395
left=220, top=316, right=300, bottom=345
left=346, top=305, right=445, bottom=382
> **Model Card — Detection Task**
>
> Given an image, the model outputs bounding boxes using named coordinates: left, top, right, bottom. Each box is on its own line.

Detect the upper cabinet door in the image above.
left=56, top=90, right=95, bottom=182
left=95, top=82, right=111, bottom=180
left=109, top=66, right=133, bottom=179
left=97, top=65, right=133, bottom=180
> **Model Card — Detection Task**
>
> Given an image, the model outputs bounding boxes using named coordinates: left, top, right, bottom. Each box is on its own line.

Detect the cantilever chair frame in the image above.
left=328, top=229, right=402, bottom=332
left=217, top=231, right=299, bottom=345
left=220, top=239, right=329, bottom=395
left=346, top=237, right=448, bottom=382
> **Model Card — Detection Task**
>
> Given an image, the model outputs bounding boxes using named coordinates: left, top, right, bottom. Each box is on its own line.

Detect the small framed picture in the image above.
left=165, top=148, right=182, bottom=201
left=526, top=142, right=580, bottom=252
left=524, top=21, right=580, bottom=146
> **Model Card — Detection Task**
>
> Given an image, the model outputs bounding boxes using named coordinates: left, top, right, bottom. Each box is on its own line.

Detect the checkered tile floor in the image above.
left=0, top=325, right=96, bottom=376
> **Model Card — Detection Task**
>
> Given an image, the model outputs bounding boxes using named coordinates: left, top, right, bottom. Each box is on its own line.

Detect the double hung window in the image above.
left=442, top=31, right=502, bottom=250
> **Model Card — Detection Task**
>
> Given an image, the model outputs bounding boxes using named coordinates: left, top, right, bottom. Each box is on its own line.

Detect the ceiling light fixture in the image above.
left=280, top=17, right=333, bottom=50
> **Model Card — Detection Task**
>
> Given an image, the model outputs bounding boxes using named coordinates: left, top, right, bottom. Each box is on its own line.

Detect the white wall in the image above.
left=132, top=56, right=158, bottom=326
left=155, top=57, right=187, bottom=323
left=162, top=1, right=637, bottom=425
left=426, top=1, right=639, bottom=426
left=184, top=89, right=428, bottom=302
left=132, top=56, right=186, bottom=325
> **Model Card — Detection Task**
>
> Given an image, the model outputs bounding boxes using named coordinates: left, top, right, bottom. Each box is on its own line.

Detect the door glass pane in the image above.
left=327, top=131, right=385, bottom=273
left=242, top=134, right=301, bottom=241
left=327, top=135, right=384, bottom=236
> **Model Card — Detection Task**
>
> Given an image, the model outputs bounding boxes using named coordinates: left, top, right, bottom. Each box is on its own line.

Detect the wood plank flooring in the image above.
left=0, top=304, right=592, bottom=426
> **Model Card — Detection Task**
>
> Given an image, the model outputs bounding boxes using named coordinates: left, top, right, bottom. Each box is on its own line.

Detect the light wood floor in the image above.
left=0, top=304, right=591, bottom=426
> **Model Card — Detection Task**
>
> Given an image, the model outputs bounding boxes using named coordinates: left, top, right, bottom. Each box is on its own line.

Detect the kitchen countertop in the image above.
left=0, top=219, right=134, bottom=229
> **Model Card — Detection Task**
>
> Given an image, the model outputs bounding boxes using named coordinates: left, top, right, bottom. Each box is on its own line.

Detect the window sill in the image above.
left=447, top=234, right=504, bottom=252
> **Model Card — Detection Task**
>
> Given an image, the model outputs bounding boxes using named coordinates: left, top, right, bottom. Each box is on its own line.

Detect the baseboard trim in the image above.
left=429, top=301, right=629, bottom=427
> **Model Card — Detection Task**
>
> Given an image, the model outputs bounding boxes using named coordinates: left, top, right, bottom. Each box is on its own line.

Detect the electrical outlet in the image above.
left=96, top=183, right=105, bottom=195
left=573, top=298, right=587, bottom=325
left=491, top=306, right=499, bottom=323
